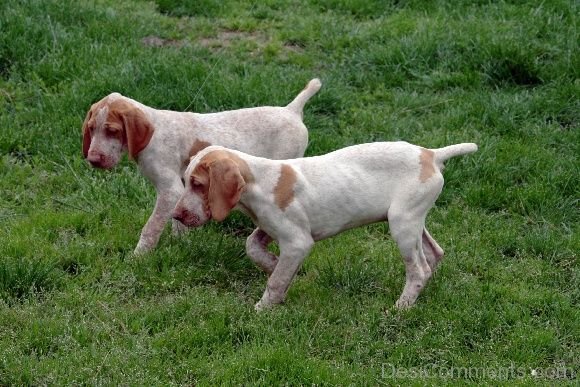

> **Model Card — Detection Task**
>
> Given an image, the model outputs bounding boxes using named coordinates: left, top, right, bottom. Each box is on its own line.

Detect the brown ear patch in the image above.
left=82, top=99, right=107, bottom=158
left=108, top=99, right=154, bottom=159
left=82, top=107, right=93, bottom=158
left=193, top=150, right=254, bottom=222
left=419, top=148, right=436, bottom=182
left=274, top=164, right=297, bottom=210
left=208, top=157, right=245, bottom=221
left=198, top=150, right=254, bottom=184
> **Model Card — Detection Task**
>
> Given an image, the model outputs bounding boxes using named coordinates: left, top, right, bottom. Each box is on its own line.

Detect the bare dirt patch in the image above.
left=197, top=30, right=304, bottom=60
left=198, top=30, right=267, bottom=49
left=141, top=35, right=185, bottom=48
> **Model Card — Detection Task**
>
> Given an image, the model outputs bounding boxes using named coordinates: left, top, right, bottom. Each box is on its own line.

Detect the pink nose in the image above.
left=172, top=210, right=184, bottom=223
left=86, top=153, right=105, bottom=168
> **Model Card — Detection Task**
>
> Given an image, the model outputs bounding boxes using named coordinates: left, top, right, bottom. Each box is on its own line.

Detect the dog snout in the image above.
left=88, top=159, right=103, bottom=168
left=87, top=153, right=105, bottom=168
left=172, top=208, right=202, bottom=227
left=172, top=210, right=184, bottom=223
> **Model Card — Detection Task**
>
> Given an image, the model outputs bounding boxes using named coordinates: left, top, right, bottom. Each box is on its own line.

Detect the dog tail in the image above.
left=286, top=78, right=322, bottom=117
left=433, top=143, right=478, bottom=165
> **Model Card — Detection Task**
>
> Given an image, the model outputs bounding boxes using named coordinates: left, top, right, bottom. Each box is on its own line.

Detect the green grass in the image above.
left=0, top=0, right=578, bottom=384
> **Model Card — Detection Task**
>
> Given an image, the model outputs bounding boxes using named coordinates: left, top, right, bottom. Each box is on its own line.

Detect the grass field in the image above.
left=0, top=0, right=578, bottom=384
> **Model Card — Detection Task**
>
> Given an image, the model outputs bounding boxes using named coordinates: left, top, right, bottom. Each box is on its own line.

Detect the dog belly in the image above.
left=310, top=210, right=388, bottom=241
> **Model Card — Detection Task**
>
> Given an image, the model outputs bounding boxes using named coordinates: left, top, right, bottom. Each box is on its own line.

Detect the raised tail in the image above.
left=286, top=78, right=322, bottom=116
left=433, top=143, right=478, bottom=166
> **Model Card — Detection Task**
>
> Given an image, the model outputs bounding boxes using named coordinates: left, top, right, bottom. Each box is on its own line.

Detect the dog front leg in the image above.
left=134, top=180, right=183, bottom=254
left=246, top=228, right=278, bottom=276
left=254, top=235, right=313, bottom=311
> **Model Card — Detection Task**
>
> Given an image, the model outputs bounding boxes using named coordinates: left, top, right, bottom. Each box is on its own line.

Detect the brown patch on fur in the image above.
left=198, top=150, right=254, bottom=184
left=188, top=139, right=212, bottom=165
left=108, top=99, right=154, bottom=159
left=82, top=99, right=107, bottom=158
left=82, top=106, right=94, bottom=158
left=191, top=150, right=254, bottom=221
left=274, top=164, right=297, bottom=210
left=82, top=96, right=154, bottom=159
left=419, top=148, right=436, bottom=182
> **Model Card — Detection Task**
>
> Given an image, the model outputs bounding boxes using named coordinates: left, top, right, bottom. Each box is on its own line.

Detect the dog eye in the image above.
left=105, top=125, right=119, bottom=134
left=191, top=180, right=203, bottom=189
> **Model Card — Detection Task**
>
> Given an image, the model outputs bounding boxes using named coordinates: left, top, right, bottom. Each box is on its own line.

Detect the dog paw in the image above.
left=254, top=300, right=266, bottom=312
left=254, top=299, right=276, bottom=312
left=132, top=244, right=152, bottom=256
left=394, top=298, right=414, bottom=310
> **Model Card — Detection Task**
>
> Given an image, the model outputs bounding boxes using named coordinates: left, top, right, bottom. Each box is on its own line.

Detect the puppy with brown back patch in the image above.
left=82, top=79, right=322, bottom=254
left=173, top=141, right=477, bottom=311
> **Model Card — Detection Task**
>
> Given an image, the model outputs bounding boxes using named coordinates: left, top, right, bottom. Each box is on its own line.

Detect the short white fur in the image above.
left=84, top=79, right=322, bottom=254
left=174, top=141, right=477, bottom=310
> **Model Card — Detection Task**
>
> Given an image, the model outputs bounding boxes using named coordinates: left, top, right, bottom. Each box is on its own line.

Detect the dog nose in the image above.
left=172, top=211, right=184, bottom=222
left=88, top=159, right=103, bottom=168
left=87, top=153, right=104, bottom=168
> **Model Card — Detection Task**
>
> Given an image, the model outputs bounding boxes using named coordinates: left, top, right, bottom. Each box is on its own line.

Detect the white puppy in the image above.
left=82, top=79, right=321, bottom=254
left=173, top=141, right=477, bottom=310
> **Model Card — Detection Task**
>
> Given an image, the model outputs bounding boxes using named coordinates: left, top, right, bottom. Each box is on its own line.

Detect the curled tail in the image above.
left=433, top=143, right=478, bottom=167
left=286, top=78, right=322, bottom=117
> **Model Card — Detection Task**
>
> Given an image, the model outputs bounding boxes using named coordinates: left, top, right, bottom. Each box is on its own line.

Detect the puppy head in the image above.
left=173, top=148, right=250, bottom=227
left=82, top=94, right=154, bottom=169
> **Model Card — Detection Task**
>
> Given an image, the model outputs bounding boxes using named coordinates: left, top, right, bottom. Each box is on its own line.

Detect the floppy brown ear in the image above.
left=82, top=107, right=93, bottom=158
left=208, top=158, right=246, bottom=221
left=110, top=100, right=154, bottom=159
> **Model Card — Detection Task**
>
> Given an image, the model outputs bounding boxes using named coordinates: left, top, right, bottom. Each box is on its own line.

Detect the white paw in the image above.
left=254, top=300, right=265, bottom=312
left=254, top=299, right=274, bottom=312
left=132, top=243, right=151, bottom=256
left=395, top=298, right=414, bottom=310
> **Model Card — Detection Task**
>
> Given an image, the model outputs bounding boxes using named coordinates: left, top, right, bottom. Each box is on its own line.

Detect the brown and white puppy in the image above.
left=173, top=142, right=477, bottom=311
left=82, top=79, right=321, bottom=254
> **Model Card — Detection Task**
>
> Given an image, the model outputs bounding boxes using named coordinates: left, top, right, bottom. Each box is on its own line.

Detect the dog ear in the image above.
left=82, top=106, right=93, bottom=158
left=109, top=100, right=154, bottom=159
left=208, top=158, right=246, bottom=221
